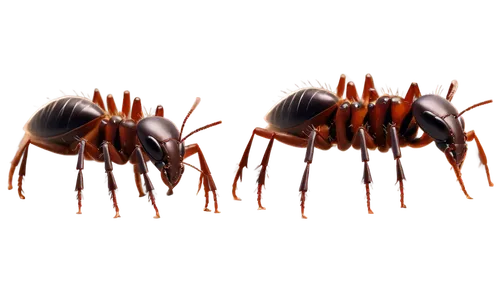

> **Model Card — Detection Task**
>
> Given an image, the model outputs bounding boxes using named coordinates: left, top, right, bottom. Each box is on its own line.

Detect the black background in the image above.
left=0, top=60, right=499, bottom=226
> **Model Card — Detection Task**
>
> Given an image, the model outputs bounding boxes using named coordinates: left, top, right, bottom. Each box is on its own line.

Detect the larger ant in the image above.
left=232, top=74, right=493, bottom=218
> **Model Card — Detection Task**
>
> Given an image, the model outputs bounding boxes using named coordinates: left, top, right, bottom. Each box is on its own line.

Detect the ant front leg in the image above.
left=466, top=130, right=497, bottom=190
left=133, top=146, right=160, bottom=218
left=102, top=143, right=121, bottom=218
left=353, top=128, right=374, bottom=214
left=184, top=144, right=219, bottom=213
left=389, top=125, right=407, bottom=208
left=75, top=141, right=85, bottom=214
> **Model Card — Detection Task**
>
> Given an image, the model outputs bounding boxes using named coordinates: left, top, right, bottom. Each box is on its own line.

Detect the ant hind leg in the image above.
left=255, top=134, right=276, bottom=210
left=8, top=134, right=30, bottom=199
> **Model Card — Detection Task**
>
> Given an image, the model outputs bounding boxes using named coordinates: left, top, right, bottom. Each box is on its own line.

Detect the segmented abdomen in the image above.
left=265, top=88, right=339, bottom=129
left=26, top=96, right=105, bottom=138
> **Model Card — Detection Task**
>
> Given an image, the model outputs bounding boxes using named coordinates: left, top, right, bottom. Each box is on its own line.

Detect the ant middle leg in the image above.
left=353, top=128, right=374, bottom=214
left=102, top=143, right=121, bottom=218
left=389, top=125, right=407, bottom=208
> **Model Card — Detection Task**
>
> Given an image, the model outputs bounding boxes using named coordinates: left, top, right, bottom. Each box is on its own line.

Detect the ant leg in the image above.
left=336, top=74, right=346, bottom=98
left=106, top=94, right=119, bottom=115
left=408, top=133, right=433, bottom=148
left=133, top=165, right=146, bottom=197
left=134, top=146, right=160, bottom=218
left=102, top=143, right=121, bottom=218
left=346, top=81, right=360, bottom=102
left=155, top=105, right=164, bottom=117
left=255, top=134, right=276, bottom=210
left=299, top=130, right=317, bottom=219
left=362, top=74, right=376, bottom=103
left=8, top=134, right=30, bottom=196
left=230, top=126, right=308, bottom=203
left=121, top=91, right=131, bottom=117
left=92, top=88, right=106, bottom=110
left=231, top=126, right=316, bottom=214
left=232, top=132, right=256, bottom=200
left=404, top=82, right=422, bottom=105
left=353, top=128, right=374, bottom=214
left=389, top=125, right=407, bottom=208
left=131, top=97, right=144, bottom=121
left=17, top=144, right=30, bottom=200
left=445, top=148, right=472, bottom=200
left=182, top=161, right=203, bottom=197
left=75, top=141, right=85, bottom=214
left=184, top=144, right=219, bottom=213
left=466, top=130, right=497, bottom=190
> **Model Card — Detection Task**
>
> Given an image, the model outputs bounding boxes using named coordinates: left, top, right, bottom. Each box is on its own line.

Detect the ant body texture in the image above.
left=6, top=89, right=223, bottom=221
left=231, top=73, right=496, bottom=221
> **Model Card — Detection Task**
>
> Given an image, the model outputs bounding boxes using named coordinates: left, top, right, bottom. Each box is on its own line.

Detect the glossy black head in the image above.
left=413, top=95, right=467, bottom=166
left=137, top=117, right=185, bottom=194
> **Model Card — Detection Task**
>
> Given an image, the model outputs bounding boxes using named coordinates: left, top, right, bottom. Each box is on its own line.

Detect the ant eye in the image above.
left=144, top=136, right=163, bottom=161
left=417, top=111, right=450, bottom=141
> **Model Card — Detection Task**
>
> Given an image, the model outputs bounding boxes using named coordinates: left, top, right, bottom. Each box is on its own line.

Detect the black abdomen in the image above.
left=26, top=96, right=105, bottom=138
left=265, top=88, right=339, bottom=129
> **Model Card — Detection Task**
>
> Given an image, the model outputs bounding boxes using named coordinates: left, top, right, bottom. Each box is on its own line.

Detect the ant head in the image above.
left=413, top=94, right=467, bottom=166
left=137, top=117, right=185, bottom=194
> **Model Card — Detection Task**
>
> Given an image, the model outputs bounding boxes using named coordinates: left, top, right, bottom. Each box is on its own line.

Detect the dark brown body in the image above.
left=25, top=96, right=151, bottom=163
left=232, top=74, right=493, bottom=218
left=8, top=90, right=221, bottom=218
left=264, top=86, right=419, bottom=152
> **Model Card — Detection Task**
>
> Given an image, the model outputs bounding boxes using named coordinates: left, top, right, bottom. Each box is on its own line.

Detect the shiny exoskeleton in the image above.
left=232, top=74, right=493, bottom=218
left=8, top=89, right=221, bottom=218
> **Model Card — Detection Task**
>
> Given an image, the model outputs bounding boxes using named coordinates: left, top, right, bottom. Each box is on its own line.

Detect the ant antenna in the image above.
left=183, top=162, right=204, bottom=174
left=179, top=95, right=203, bottom=140
left=181, top=121, right=222, bottom=143
left=458, top=100, right=493, bottom=117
